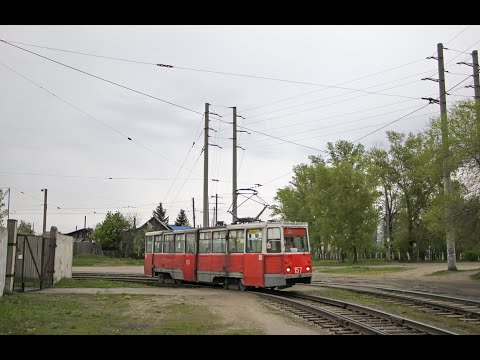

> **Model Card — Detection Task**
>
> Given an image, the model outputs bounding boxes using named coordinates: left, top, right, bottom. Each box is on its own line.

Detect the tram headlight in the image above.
left=306, top=266, right=311, bottom=272
left=286, top=267, right=291, bottom=273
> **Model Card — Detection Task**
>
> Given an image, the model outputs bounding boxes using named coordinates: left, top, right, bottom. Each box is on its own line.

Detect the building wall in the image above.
left=0, top=227, right=7, bottom=297
left=54, top=233, right=73, bottom=283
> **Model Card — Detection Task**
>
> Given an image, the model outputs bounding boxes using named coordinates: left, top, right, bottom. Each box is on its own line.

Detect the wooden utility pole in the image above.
left=41, top=188, right=48, bottom=285
left=473, top=50, right=480, bottom=139
left=437, top=43, right=456, bottom=271
left=232, top=106, right=238, bottom=224
left=203, top=103, right=209, bottom=228
left=192, top=197, right=196, bottom=228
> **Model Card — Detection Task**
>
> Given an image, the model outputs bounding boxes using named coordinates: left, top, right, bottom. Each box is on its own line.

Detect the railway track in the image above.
left=254, top=290, right=457, bottom=335
left=71, top=272, right=459, bottom=334
left=309, top=281, right=480, bottom=324
left=71, top=272, right=200, bottom=287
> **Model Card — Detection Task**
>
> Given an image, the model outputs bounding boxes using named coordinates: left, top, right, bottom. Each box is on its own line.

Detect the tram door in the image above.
left=243, top=228, right=265, bottom=287
left=183, top=232, right=197, bottom=281
left=144, top=235, right=154, bottom=276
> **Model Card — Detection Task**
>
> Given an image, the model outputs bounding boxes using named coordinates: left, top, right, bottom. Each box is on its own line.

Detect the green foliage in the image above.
left=461, top=247, right=480, bottom=261
left=72, top=253, right=143, bottom=266
left=92, top=211, right=132, bottom=250
left=174, top=209, right=190, bottom=226
left=153, top=202, right=169, bottom=224
left=17, top=220, right=34, bottom=235
left=274, top=141, right=380, bottom=262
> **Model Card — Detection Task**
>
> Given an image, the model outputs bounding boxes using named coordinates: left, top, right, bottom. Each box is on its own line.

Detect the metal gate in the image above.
left=14, top=235, right=56, bottom=292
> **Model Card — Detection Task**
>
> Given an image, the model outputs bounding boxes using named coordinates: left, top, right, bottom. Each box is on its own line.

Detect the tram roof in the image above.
left=145, top=221, right=308, bottom=236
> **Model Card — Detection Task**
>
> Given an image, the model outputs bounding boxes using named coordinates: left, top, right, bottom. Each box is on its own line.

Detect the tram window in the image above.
left=284, top=228, right=309, bottom=253
left=145, top=236, right=153, bottom=254
left=175, top=233, right=186, bottom=253
left=164, top=234, right=175, bottom=253
left=199, top=232, right=212, bottom=253
left=246, top=229, right=262, bottom=253
left=267, top=228, right=281, bottom=253
left=212, top=231, right=226, bottom=253
left=154, top=235, right=162, bottom=253
left=228, top=229, right=245, bottom=253
left=186, top=233, right=196, bottom=254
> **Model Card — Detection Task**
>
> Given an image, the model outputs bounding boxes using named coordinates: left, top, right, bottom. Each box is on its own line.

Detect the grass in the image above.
left=0, top=293, right=262, bottom=335
left=316, top=266, right=410, bottom=275
left=73, top=253, right=144, bottom=267
left=471, top=271, right=480, bottom=281
left=312, top=259, right=395, bottom=267
left=309, top=287, right=480, bottom=335
left=54, top=278, right=147, bottom=288
left=429, top=268, right=480, bottom=277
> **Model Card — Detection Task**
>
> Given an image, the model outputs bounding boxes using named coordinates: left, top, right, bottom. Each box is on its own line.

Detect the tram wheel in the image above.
left=238, top=279, right=247, bottom=291
left=174, top=279, right=183, bottom=285
left=157, top=273, right=165, bottom=284
left=222, top=278, right=229, bottom=290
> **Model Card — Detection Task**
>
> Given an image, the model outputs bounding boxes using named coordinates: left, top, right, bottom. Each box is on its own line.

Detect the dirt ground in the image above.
left=64, top=262, right=480, bottom=334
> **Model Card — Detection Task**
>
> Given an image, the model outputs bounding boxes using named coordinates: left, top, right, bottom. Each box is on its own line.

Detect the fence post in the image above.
left=4, top=219, right=18, bottom=294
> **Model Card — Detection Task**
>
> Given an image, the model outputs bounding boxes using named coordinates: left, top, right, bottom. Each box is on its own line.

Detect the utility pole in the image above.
left=41, top=188, right=48, bottom=284
left=437, top=43, right=456, bottom=271
left=473, top=50, right=480, bottom=138
left=84, top=215, right=87, bottom=229
left=41, top=188, right=48, bottom=238
left=232, top=106, right=238, bottom=224
left=385, top=189, right=391, bottom=261
left=7, top=187, right=10, bottom=220
left=203, top=103, right=209, bottom=228
left=192, top=197, right=196, bottom=228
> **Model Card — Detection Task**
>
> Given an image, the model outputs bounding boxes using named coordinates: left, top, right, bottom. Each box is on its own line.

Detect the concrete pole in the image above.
left=215, top=193, right=218, bottom=225
left=4, top=219, right=18, bottom=294
left=232, top=106, right=238, bottom=223
left=84, top=215, right=87, bottom=229
left=437, top=43, right=456, bottom=271
left=203, top=103, right=209, bottom=228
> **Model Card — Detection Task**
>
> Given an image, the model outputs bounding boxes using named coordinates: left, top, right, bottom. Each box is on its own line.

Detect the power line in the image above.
left=0, top=60, right=202, bottom=176
left=1, top=39, right=420, bottom=103
left=243, top=103, right=434, bottom=147
left=245, top=70, right=434, bottom=123
left=0, top=171, right=209, bottom=181
left=237, top=59, right=427, bottom=114
left=352, top=104, right=431, bottom=143
left=249, top=111, right=437, bottom=151
left=444, top=25, right=472, bottom=46
left=0, top=40, right=203, bottom=115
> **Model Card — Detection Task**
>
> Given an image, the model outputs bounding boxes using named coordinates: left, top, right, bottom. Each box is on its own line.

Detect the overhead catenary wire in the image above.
left=352, top=104, right=431, bottom=143
left=0, top=40, right=203, bottom=115
left=0, top=60, right=202, bottom=176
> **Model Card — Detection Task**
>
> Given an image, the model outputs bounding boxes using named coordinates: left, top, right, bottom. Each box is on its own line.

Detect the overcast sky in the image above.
left=0, top=25, right=478, bottom=233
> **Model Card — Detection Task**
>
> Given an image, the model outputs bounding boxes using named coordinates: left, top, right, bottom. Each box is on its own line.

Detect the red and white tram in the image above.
left=144, top=221, right=312, bottom=290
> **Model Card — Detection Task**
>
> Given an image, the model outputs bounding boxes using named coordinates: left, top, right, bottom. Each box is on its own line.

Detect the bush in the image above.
left=461, top=247, right=480, bottom=261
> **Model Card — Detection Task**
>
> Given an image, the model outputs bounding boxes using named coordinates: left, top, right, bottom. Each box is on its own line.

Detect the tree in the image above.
left=174, top=209, right=190, bottom=226
left=93, top=211, right=132, bottom=250
left=0, top=189, right=7, bottom=227
left=153, top=202, right=169, bottom=224
left=274, top=141, right=380, bottom=262
left=18, top=220, right=34, bottom=235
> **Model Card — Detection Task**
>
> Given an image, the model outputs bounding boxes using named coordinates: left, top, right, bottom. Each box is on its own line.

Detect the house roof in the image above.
left=65, top=228, right=93, bottom=236
left=169, top=225, right=194, bottom=230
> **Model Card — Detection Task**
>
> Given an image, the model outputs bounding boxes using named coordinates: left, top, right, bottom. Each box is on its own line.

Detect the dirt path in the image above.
left=69, top=262, right=480, bottom=333
left=45, top=286, right=326, bottom=335
left=312, top=262, right=480, bottom=299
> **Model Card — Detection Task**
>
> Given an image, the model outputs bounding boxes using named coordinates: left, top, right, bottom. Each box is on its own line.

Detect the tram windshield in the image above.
left=284, top=227, right=309, bottom=253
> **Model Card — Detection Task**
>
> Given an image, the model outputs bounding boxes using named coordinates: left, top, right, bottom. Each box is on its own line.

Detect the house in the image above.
left=65, top=228, right=93, bottom=242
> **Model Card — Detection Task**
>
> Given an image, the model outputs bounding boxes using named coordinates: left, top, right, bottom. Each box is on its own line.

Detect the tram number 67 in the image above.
left=294, top=267, right=302, bottom=274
